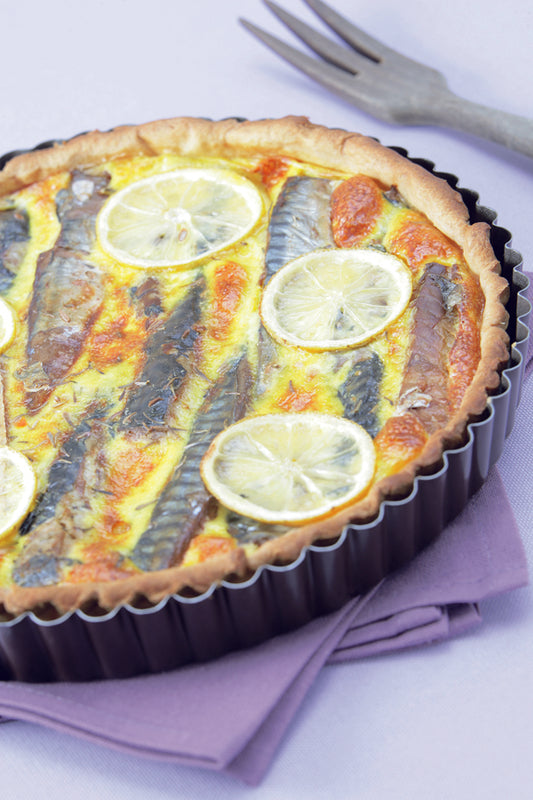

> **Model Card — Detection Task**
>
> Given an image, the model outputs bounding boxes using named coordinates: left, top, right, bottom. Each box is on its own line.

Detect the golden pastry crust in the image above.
left=0, top=116, right=510, bottom=616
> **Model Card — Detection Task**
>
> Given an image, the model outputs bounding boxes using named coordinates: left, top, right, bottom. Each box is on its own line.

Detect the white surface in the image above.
left=1, top=0, right=532, bottom=796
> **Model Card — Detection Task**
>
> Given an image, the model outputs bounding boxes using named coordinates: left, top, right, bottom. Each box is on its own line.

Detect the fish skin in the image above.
left=19, top=420, right=94, bottom=535
left=397, top=262, right=458, bottom=432
left=265, top=175, right=386, bottom=438
left=226, top=513, right=289, bottom=547
left=338, top=350, right=384, bottom=437
left=130, top=276, right=164, bottom=317
left=265, top=176, right=335, bottom=277
left=14, top=277, right=205, bottom=580
left=23, top=250, right=104, bottom=412
left=256, top=176, right=337, bottom=400
left=0, top=205, right=29, bottom=293
left=22, top=172, right=109, bottom=413
left=261, top=174, right=386, bottom=434
left=12, top=550, right=74, bottom=588
left=55, top=170, right=110, bottom=253
left=255, top=324, right=280, bottom=398
left=13, top=254, right=203, bottom=582
left=12, top=509, right=81, bottom=587
left=383, top=186, right=406, bottom=208
left=13, top=477, right=84, bottom=588
left=119, top=277, right=205, bottom=432
left=131, top=354, right=253, bottom=571
left=12, top=409, right=108, bottom=587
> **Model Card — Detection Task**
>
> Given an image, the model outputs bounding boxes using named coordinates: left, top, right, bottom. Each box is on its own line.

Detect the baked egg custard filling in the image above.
left=0, top=118, right=509, bottom=613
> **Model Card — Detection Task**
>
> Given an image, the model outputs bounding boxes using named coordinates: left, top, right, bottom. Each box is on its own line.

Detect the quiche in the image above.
left=0, top=116, right=509, bottom=617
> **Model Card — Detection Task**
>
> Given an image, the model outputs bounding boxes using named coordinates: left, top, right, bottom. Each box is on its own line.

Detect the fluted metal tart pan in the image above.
left=0, top=140, right=529, bottom=682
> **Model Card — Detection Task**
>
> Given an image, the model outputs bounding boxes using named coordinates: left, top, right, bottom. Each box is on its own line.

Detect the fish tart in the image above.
left=0, top=117, right=509, bottom=617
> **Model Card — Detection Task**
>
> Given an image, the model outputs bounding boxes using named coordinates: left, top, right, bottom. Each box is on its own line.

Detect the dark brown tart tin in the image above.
left=0, top=143, right=529, bottom=682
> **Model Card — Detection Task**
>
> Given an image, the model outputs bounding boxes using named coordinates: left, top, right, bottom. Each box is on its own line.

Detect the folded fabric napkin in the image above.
left=0, top=277, right=530, bottom=786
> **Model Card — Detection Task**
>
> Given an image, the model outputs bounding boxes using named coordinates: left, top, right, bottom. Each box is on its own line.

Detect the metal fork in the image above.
left=240, top=0, right=533, bottom=159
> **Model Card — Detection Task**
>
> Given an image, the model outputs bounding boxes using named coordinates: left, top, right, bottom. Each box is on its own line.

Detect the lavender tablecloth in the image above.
left=0, top=277, right=529, bottom=785
left=1, top=1, right=531, bottom=796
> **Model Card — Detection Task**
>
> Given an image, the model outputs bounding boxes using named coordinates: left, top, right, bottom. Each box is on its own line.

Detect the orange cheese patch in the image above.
left=66, top=549, right=137, bottom=584
left=330, top=174, right=385, bottom=247
left=252, top=157, right=290, bottom=190
left=208, top=261, right=248, bottom=341
left=188, top=535, right=237, bottom=564
left=374, top=413, right=428, bottom=478
left=385, top=209, right=463, bottom=275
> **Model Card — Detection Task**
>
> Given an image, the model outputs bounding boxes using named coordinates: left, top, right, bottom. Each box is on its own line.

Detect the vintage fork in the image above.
left=240, top=0, right=533, bottom=159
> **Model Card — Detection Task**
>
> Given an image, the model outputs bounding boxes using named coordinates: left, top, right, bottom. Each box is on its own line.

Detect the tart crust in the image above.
left=0, top=116, right=510, bottom=616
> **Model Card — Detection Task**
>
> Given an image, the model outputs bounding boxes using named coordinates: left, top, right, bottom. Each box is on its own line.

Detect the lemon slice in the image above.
left=261, top=248, right=412, bottom=350
left=0, top=297, right=15, bottom=353
left=200, top=412, right=375, bottom=525
left=96, top=167, right=263, bottom=269
left=0, top=446, right=37, bottom=543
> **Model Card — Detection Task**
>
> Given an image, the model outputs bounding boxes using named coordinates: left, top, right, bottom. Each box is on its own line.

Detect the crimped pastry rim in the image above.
left=0, top=116, right=510, bottom=616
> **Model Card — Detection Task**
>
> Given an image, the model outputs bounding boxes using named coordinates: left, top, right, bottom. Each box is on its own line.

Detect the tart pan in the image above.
left=0, top=141, right=529, bottom=682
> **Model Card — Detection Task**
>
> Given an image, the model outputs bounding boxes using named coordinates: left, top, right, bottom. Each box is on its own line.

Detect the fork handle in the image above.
left=430, top=92, right=533, bottom=159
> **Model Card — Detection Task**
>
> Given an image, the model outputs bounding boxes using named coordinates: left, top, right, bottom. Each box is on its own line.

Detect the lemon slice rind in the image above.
left=96, top=167, right=264, bottom=269
left=200, top=412, right=376, bottom=526
left=0, top=298, right=15, bottom=354
left=0, top=446, right=37, bottom=543
left=261, top=248, right=412, bottom=351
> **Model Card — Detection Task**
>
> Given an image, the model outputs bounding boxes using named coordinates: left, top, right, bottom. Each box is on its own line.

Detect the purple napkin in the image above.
left=0, top=276, right=530, bottom=787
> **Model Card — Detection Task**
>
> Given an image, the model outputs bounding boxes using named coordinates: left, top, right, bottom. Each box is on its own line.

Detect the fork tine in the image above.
left=263, top=0, right=371, bottom=75
left=303, top=0, right=394, bottom=62
left=240, top=18, right=358, bottom=99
